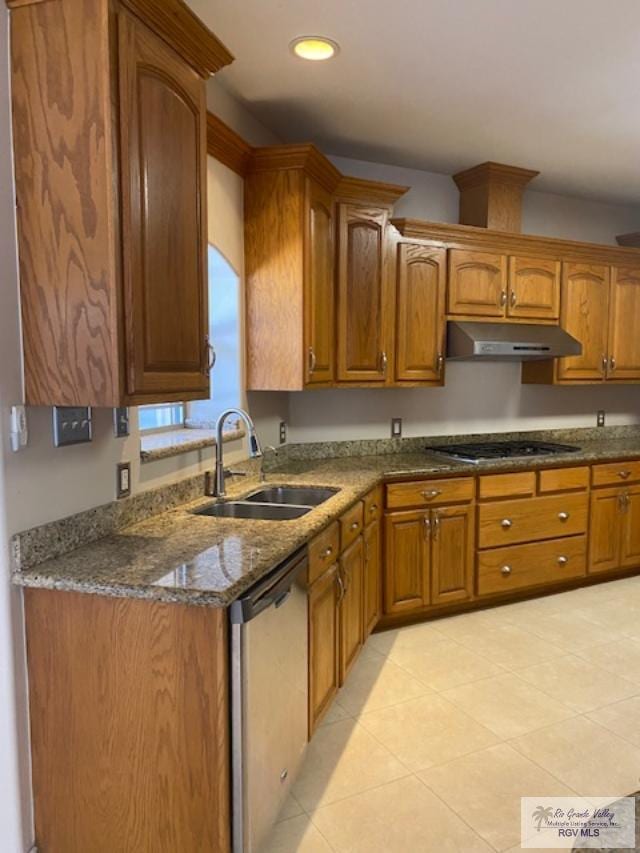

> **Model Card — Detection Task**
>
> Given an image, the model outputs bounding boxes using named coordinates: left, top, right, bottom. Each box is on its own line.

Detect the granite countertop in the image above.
left=13, top=429, right=640, bottom=608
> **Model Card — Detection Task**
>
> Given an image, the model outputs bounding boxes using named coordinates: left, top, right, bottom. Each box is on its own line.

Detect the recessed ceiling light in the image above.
left=290, top=36, right=339, bottom=61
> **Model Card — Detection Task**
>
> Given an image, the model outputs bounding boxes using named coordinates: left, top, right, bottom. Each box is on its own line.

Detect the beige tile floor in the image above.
left=263, top=575, right=640, bottom=853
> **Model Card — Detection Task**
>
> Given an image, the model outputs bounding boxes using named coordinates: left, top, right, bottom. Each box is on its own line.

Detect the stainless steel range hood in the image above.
left=446, top=321, right=582, bottom=361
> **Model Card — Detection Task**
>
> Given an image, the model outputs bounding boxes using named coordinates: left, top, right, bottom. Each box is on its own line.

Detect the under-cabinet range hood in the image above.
left=446, top=321, right=582, bottom=361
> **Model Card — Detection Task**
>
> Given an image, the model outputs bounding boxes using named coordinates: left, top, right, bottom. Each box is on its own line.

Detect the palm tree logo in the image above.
left=532, top=805, right=554, bottom=832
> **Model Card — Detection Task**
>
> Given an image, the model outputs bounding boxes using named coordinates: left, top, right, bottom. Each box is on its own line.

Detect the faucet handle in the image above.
left=224, top=468, right=247, bottom=478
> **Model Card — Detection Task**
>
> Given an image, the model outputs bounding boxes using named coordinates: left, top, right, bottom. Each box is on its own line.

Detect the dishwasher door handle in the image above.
left=274, top=587, right=292, bottom=608
left=230, top=547, right=308, bottom=624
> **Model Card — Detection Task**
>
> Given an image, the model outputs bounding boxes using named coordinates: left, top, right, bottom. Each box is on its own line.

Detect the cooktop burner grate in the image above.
left=427, top=440, right=581, bottom=464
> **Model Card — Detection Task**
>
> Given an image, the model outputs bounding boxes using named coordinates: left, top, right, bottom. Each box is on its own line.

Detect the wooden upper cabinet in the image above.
left=447, top=249, right=508, bottom=317
left=395, top=243, right=446, bottom=383
left=119, top=11, right=209, bottom=400
left=608, top=266, right=640, bottom=381
left=304, top=180, right=336, bottom=385
left=8, top=0, right=231, bottom=406
left=557, top=262, right=610, bottom=382
left=507, top=256, right=560, bottom=321
left=337, top=205, right=391, bottom=382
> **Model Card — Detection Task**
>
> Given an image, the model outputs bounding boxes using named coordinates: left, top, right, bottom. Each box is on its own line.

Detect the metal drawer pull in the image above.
left=423, top=516, right=431, bottom=540
left=501, top=565, right=512, bottom=576
left=601, top=354, right=608, bottom=374
left=499, top=290, right=508, bottom=307
left=557, top=556, right=568, bottom=566
left=432, top=511, right=440, bottom=540
left=510, top=290, right=517, bottom=307
left=308, top=347, right=317, bottom=374
left=350, top=521, right=359, bottom=531
left=558, top=512, right=570, bottom=521
left=379, top=351, right=388, bottom=375
left=437, top=353, right=445, bottom=375
left=619, top=470, right=631, bottom=480
left=501, top=518, right=513, bottom=529
left=323, top=547, right=333, bottom=559
left=610, top=356, right=617, bottom=371
left=422, top=489, right=442, bottom=499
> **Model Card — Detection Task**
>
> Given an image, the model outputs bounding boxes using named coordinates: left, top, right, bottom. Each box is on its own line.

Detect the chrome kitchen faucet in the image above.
left=205, top=408, right=263, bottom=498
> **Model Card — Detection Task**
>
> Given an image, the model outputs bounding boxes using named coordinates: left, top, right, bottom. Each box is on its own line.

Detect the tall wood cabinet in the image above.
left=8, top=0, right=231, bottom=405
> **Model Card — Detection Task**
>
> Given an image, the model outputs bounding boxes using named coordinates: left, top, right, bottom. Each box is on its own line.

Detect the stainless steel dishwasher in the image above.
left=229, top=547, right=309, bottom=853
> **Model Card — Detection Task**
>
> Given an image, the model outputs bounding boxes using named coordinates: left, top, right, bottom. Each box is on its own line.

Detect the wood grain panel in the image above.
left=339, top=536, right=364, bottom=682
left=538, top=467, right=590, bottom=494
left=395, top=243, right=446, bottom=382
left=386, top=477, right=475, bottom=510
left=508, top=256, right=560, bottom=320
left=430, top=505, right=474, bottom=605
left=608, top=266, right=640, bottom=380
left=308, top=522, right=340, bottom=585
left=308, top=564, right=340, bottom=735
left=478, top=535, right=586, bottom=596
left=589, top=488, right=622, bottom=574
left=25, top=589, right=230, bottom=853
left=304, top=178, right=335, bottom=384
left=10, top=0, right=120, bottom=405
left=591, top=460, right=640, bottom=488
left=557, top=262, right=609, bottom=381
left=478, top=471, right=536, bottom=501
left=447, top=249, right=508, bottom=317
left=119, top=10, right=209, bottom=399
left=478, top=493, right=588, bottom=549
left=384, top=510, right=430, bottom=614
left=363, top=515, right=382, bottom=637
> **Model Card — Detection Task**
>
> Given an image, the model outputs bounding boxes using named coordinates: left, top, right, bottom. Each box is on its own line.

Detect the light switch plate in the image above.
left=53, top=407, right=92, bottom=447
left=113, top=407, right=130, bottom=437
left=116, top=462, right=131, bottom=499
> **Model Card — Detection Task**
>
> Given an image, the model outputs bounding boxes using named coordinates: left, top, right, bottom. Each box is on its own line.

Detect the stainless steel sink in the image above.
left=245, top=486, right=339, bottom=506
left=194, top=501, right=312, bottom=520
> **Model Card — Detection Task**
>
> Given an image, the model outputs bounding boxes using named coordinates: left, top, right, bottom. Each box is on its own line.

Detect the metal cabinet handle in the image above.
left=204, top=335, right=216, bottom=374
left=610, top=355, right=617, bottom=371
left=369, top=504, right=378, bottom=514
left=509, top=290, right=517, bottom=308
left=618, top=491, right=630, bottom=512
left=336, top=570, right=345, bottom=602
left=499, top=290, right=508, bottom=307
left=558, top=512, right=570, bottom=522
left=437, top=353, right=444, bottom=376
left=619, top=470, right=631, bottom=480
left=379, top=351, right=388, bottom=375
left=423, top=515, right=431, bottom=540
left=602, top=354, right=609, bottom=374
left=501, top=565, right=512, bottom=576
left=422, top=489, right=442, bottom=500
left=350, top=521, right=359, bottom=531
left=323, top=546, right=333, bottom=559
left=557, top=556, right=568, bottom=566
left=432, top=511, right=440, bottom=540
left=308, top=347, right=317, bottom=375
left=501, top=518, right=513, bottom=529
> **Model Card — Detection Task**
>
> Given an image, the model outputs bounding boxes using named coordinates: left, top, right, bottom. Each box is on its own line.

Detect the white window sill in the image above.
left=140, top=425, right=245, bottom=463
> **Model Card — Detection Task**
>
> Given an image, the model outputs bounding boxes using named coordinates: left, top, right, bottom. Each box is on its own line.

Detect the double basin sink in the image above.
left=194, top=486, right=339, bottom=521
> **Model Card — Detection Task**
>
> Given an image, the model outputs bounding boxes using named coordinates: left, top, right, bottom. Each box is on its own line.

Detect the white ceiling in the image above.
left=189, top=0, right=640, bottom=206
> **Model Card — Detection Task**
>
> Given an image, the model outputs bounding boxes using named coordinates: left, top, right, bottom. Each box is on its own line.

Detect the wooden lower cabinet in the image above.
left=363, top=516, right=382, bottom=636
left=384, top=510, right=430, bottom=615
left=308, top=563, right=341, bottom=735
left=339, top=535, right=365, bottom=681
left=431, top=505, right=474, bottom=605
left=589, top=485, right=640, bottom=574
left=478, top=536, right=587, bottom=596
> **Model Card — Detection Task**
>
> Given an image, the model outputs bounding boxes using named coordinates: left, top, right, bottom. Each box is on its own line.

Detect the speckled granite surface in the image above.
left=12, top=426, right=640, bottom=608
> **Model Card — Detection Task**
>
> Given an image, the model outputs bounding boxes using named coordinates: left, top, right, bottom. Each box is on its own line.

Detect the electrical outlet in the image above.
left=279, top=421, right=287, bottom=444
left=116, top=462, right=131, bottom=499
left=53, top=406, right=92, bottom=447
left=597, top=410, right=606, bottom=428
left=9, top=405, right=28, bottom=452
left=391, top=417, right=402, bottom=438
left=113, top=407, right=130, bottom=438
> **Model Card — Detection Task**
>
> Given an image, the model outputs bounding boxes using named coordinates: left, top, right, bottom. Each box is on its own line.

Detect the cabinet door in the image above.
left=384, top=511, right=430, bottom=615
left=431, top=505, right=474, bottom=606
left=588, top=488, right=622, bottom=574
left=608, top=266, right=640, bottom=381
left=508, top=256, right=560, bottom=321
left=447, top=249, right=507, bottom=317
left=119, top=11, right=209, bottom=401
left=337, top=205, right=391, bottom=382
left=339, top=536, right=364, bottom=683
left=557, top=262, right=609, bottom=382
left=308, top=564, right=340, bottom=735
left=395, top=243, right=446, bottom=383
left=620, top=487, right=640, bottom=569
left=304, top=179, right=335, bottom=385
left=363, top=519, right=382, bottom=638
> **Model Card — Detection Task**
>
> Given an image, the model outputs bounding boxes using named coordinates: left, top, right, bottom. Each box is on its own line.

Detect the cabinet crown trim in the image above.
left=452, top=161, right=540, bottom=190
left=206, top=112, right=252, bottom=176
left=248, top=144, right=342, bottom=193
left=334, top=175, right=409, bottom=207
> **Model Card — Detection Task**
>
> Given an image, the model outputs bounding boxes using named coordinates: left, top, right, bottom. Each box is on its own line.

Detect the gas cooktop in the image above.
left=427, top=440, right=581, bottom=464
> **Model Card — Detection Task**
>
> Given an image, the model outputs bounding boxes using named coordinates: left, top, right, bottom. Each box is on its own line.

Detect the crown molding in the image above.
left=391, top=218, right=640, bottom=265
left=206, top=113, right=253, bottom=176
left=248, top=144, right=342, bottom=193
left=334, top=175, right=409, bottom=207
left=452, top=161, right=540, bottom=190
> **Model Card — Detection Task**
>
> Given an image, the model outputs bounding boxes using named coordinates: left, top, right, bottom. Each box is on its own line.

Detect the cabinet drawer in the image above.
left=478, top=493, right=588, bottom=549
left=308, top=522, right=340, bottom=585
left=340, top=502, right=364, bottom=550
left=364, top=486, right=383, bottom=524
left=386, top=477, right=474, bottom=510
left=538, top=466, right=590, bottom=494
left=591, top=460, right=640, bottom=488
left=479, top=471, right=536, bottom=500
left=478, top=535, right=586, bottom=597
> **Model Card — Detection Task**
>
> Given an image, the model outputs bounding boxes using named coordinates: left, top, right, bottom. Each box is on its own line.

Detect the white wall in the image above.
left=282, top=154, right=640, bottom=443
